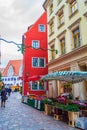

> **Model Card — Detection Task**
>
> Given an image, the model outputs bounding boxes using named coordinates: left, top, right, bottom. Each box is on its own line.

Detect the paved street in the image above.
left=0, top=92, right=80, bottom=130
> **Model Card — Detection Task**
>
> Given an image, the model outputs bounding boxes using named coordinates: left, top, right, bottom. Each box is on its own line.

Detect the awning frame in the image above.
left=41, top=71, right=87, bottom=83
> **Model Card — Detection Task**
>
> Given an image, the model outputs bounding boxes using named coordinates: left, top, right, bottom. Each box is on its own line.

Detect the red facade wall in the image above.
left=23, top=12, right=48, bottom=96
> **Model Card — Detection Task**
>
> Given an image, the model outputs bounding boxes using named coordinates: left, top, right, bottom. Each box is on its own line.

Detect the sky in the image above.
left=0, top=0, right=45, bottom=68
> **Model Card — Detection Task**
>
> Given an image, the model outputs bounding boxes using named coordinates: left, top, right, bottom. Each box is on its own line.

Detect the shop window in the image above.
left=60, top=38, right=66, bottom=55
left=72, top=28, right=81, bottom=48
left=64, top=83, right=72, bottom=93
left=49, top=3, right=53, bottom=15
left=70, top=0, right=78, bottom=14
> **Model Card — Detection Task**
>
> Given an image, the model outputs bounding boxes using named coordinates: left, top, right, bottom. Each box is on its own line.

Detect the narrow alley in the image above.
left=0, top=92, right=79, bottom=130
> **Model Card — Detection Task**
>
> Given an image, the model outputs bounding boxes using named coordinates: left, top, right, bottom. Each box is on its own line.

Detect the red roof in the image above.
left=0, top=68, right=4, bottom=73
left=2, top=60, right=22, bottom=76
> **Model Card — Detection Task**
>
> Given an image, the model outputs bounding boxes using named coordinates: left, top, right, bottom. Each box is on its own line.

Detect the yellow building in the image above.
left=43, top=0, right=87, bottom=100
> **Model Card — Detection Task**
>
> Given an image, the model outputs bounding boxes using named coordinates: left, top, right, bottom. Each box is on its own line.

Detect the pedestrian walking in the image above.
left=1, top=84, right=7, bottom=108
left=8, top=88, right=11, bottom=96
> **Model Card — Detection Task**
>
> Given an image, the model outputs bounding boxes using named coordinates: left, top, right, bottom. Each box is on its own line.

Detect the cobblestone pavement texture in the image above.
left=0, top=92, right=80, bottom=130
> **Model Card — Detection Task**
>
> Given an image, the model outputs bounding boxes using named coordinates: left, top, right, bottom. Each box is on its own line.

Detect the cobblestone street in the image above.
left=0, top=92, right=80, bottom=130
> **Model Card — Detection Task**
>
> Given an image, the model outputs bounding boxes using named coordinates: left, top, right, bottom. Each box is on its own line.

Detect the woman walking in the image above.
left=1, top=85, right=7, bottom=107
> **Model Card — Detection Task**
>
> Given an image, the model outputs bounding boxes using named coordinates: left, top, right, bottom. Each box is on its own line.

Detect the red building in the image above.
left=22, top=11, right=48, bottom=96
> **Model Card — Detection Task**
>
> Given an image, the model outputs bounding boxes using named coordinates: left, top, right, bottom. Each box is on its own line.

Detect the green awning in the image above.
left=41, top=71, right=87, bottom=83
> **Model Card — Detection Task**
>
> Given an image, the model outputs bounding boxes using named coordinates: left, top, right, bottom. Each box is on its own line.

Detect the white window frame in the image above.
left=32, top=40, right=40, bottom=49
left=38, top=24, right=46, bottom=32
left=29, top=81, right=45, bottom=90
left=32, top=57, right=46, bottom=68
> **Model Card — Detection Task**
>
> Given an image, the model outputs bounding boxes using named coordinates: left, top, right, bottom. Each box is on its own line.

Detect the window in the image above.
left=39, top=24, right=46, bottom=32
left=57, top=6, right=64, bottom=28
left=72, top=28, right=81, bottom=48
left=17, top=77, right=19, bottom=80
left=31, top=81, right=44, bottom=90
left=84, top=0, right=87, bottom=5
left=11, top=77, right=13, bottom=81
left=39, top=58, right=44, bottom=67
left=49, top=21, right=54, bottom=35
left=60, top=38, right=66, bottom=55
left=32, top=82, right=38, bottom=90
left=14, top=78, right=16, bottom=81
left=32, top=58, right=38, bottom=67
left=5, top=78, right=7, bottom=81
left=2, top=78, right=4, bottom=81
left=70, top=0, right=78, bottom=14
left=32, top=40, right=39, bottom=49
left=50, top=44, right=55, bottom=60
left=58, top=12, right=64, bottom=26
left=58, top=0, right=62, bottom=5
left=32, top=58, right=45, bottom=68
left=7, top=65, right=14, bottom=76
left=49, top=3, right=53, bottom=15
left=8, top=78, right=10, bottom=81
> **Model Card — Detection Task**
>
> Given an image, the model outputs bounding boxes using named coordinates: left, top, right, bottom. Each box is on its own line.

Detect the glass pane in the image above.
left=32, top=41, right=39, bottom=48
left=39, top=25, right=45, bottom=32
left=78, top=34, right=81, bottom=47
left=39, top=59, right=44, bottom=67
left=33, top=58, right=38, bottom=67
left=32, top=82, right=38, bottom=90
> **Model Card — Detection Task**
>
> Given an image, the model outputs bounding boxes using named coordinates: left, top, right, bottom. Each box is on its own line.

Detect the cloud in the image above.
left=0, top=0, right=45, bottom=67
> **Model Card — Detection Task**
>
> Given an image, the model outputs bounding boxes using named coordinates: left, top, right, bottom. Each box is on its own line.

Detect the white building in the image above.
left=2, top=60, right=23, bottom=88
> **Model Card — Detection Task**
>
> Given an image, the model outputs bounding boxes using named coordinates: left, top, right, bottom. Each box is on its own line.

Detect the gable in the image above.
left=7, top=65, right=14, bottom=76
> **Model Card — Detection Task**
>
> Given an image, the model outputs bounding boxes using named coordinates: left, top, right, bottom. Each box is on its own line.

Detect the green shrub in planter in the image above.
left=64, top=104, right=80, bottom=112
left=43, top=98, right=53, bottom=105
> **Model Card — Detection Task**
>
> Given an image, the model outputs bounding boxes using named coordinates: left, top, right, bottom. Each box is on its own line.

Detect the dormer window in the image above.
left=7, top=65, right=14, bottom=76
